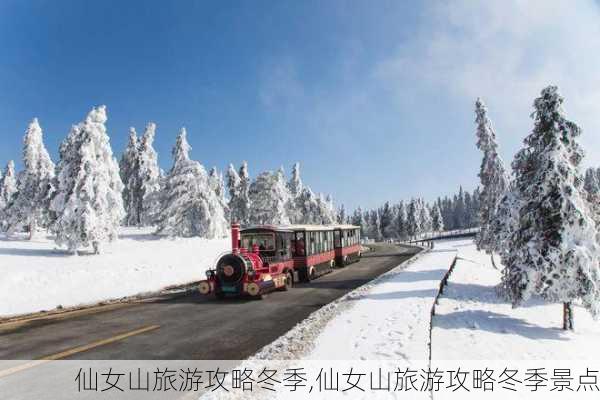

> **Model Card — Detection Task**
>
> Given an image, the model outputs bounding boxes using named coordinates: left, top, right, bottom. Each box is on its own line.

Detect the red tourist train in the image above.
left=198, top=223, right=362, bottom=299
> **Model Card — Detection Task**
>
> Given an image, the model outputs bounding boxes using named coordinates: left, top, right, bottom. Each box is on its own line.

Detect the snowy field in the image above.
left=254, top=242, right=456, bottom=362
left=0, top=227, right=229, bottom=318
left=232, top=239, right=600, bottom=399
left=432, top=239, right=600, bottom=361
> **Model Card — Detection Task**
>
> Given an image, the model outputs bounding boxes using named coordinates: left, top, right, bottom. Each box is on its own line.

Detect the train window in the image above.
left=320, top=231, right=325, bottom=253
left=334, top=230, right=341, bottom=248
left=276, top=233, right=291, bottom=259
left=310, top=232, right=316, bottom=255
left=241, top=233, right=275, bottom=252
left=294, top=232, right=305, bottom=256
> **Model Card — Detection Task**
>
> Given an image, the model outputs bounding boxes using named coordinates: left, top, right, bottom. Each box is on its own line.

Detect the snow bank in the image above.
left=432, top=239, right=600, bottom=361
left=0, top=227, right=229, bottom=317
left=254, top=243, right=457, bottom=361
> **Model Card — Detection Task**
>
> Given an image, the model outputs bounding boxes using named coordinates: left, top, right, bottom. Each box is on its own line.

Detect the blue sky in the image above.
left=1, top=0, right=599, bottom=210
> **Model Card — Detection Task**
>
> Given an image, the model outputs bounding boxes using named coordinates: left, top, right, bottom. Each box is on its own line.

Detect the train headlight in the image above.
left=198, top=281, right=211, bottom=295
left=247, top=283, right=260, bottom=297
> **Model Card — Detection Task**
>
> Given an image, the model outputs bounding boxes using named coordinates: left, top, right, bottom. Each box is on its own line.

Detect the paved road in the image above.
left=0, top=244, right=419, bottom=360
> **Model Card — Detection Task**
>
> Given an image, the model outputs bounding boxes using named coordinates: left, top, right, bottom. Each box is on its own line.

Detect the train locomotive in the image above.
left=198, top=223, right=362, bottom=299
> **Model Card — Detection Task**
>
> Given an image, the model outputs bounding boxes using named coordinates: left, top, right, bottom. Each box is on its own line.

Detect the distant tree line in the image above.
left=344, top=186, right=480, bottom=241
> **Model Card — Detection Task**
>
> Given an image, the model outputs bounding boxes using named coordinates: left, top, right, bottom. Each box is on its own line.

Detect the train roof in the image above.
left=241, top=224, right=360, bottom=232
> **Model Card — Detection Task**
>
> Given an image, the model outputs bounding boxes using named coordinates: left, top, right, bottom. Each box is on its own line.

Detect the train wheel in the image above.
left=282, top=271, right=293, bottom=291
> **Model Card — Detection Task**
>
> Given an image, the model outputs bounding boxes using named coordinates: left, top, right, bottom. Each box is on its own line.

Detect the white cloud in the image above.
left=375, top=0, right=600, bottom=166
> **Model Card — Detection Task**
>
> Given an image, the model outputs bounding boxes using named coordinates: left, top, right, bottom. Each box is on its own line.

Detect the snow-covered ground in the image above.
left=0, top=227, right=229, bottom=318
left=255, top=242, right=457, bottom=362
left=432, top=239, right=600, bottom=361
left=237, top=239, right=600, bottom=399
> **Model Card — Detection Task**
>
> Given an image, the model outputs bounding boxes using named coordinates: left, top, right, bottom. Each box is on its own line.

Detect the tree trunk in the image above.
left=28, top=220, right=36, bottom=240
left=490, top=254, right=499, bottom=270
left=563, top=302, right=574, bottom=331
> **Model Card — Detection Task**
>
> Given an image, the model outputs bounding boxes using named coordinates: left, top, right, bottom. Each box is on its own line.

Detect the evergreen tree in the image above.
left=138, top=122, right=161, bottom=226
left=431, top=202, right=444, bottom=233
left=0, top=161, right=18, bottom=231
left=321, top=194, right=337, bottom=224
left=503, top=86, right=600, bottom=330
left=226, top=163, right=243, bottom=224
left=453, top=187, right=466, bottom=229
left=406, top=199, right=420, bottom=240
left=337, top=204, right=346, bottom=224
left=249, top=169, right=291, bottom=225
left=474, top=98, right=509, bottom=258
left=237, top=161, right=251, bottom=225
left=155, top=128, right=228, bottom=238
left=584, top=167, right=600, bottom=195
left=119, top=127, right=141, bottom=226
left=368, top=209, right=382, bottom=241
left=288, top=162, right=303, bottom=197
left=351, top=207, right=366, bottom=234
left=418, top=200, right=432, bottom=235
left=584, top=167, right=600, bottom=234
left=209, top=167, right=229, bottom=221
left=394, top=200, right=408, bottom=240
left=5, top=119, right=56, bottom=238
left=295, top=187, right=321, bottom=224
left=379, top=201, right=394, bottom=238
left=51, top=106, right=124, bottom=254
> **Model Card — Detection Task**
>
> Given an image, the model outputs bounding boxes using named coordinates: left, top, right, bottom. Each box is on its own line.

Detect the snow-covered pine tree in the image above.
left=317, top=194, right=337, bottom=225
left=0, top=160, right=18, bottom=230
left=288, top=162, right=303, bottom=198
left=237, top=161, right=252, bottom=225
left=418, top=200, right=432, bottom=236
left=584, top=167, right=600, bottom=195
left=431, top=202, right=444, bottom=233
left=337, top=204, right=346, bottom=224
left=492, top=181, right=522, bottom=295
left=294, top=186, right=320, bottom=224
left=138, top=122, right=161, bottom=226
left=474, top=98, right=509, bottom=261
left=351, top=207, right=366, bottom=235
left=209, top=166, right=229, bottom=222
left=119, top=127, right=141, bottom=226
left=379, top=201, right=394, bottom=238
left=406, top=199, right=420, bottom=240
left=5, top=118, right=56, bottom=238
left=504, top=86, right=600, bottom=330
left=226, top=163, right=242, bottom=224
left=367, top=209, right=382, bottom=241
left=286, top=163, right=304, bottom=223
left=248, top=169, right=291, bottom=225
left=51, top=106, right=125, bottom=254
left=394, top=200, right=408, bottom=240
left=155, top=128, right=228, bottom=238
left=584, top=167, right=600, bottom=235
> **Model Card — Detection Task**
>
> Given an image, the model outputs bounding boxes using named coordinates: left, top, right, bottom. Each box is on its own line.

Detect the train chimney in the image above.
left=231, top=223, right=241, bottom=254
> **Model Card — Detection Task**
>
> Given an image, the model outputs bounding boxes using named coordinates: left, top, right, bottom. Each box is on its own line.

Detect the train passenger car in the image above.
left=198, top=223, right=361, bottom=299
left=333, top=225, right=362, bottom=267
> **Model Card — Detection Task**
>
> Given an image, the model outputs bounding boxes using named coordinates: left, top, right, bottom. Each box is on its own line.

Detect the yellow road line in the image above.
left=0, top=324, right=160, bottom=379
left=0, top=303, right=138, bottom=334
